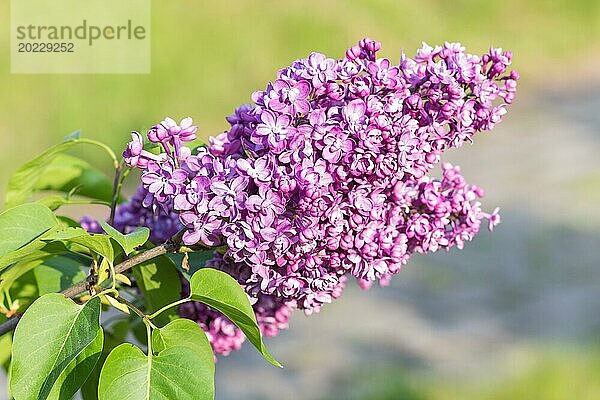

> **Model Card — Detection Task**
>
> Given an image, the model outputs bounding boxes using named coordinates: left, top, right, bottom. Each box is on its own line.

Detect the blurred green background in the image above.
left=1, top=1, right=600, bottom=399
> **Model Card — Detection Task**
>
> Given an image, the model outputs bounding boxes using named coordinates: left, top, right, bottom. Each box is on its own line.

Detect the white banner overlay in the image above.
left=11, top=0, right=151, bottom=74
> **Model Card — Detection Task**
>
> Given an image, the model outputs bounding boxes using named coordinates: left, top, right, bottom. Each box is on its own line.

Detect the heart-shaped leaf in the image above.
left=47, top=327, right=104, bottom=400
left=151, top=319, right=214, bottom=395
left=189, top=268, right=281, bottom=367
left=11, top=294, right=102, bottom=400
left=80, top=319, right=129, bottom=400
left=152, top=318, right=214, bottom=366
left=98, top=342, right=214, bottom=400
left=100, top=221, right=149, bottom=255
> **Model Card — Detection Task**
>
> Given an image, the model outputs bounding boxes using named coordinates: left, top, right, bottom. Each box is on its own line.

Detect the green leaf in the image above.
left=0, top=240, right=69, bottom=274
left=152, top=318, right=214, bottom=364
left=11, top=294, right=102, bottom=400
left=33, top=256, right=86, bottom=295
left=0, top=203, right=57, bottom=260
left=48, top=327, right=103, bottom=400
left=70, top=234, right=116, bottom=262
left=0, top=205, right=65, bottom=274
left=133, top=256, right=182, bottom=326
left=100, top=221, right=149, bottom=255
left=189, top=268, right=281, bottom=367
left=5, top=139, right=81, bottom=209
left=44, top=230, right=117, bottom=262
left=4, top=136, right=117, bottom=209
left=151, top=319, right=214, bottom=394
left=56, top=216, right=81, bottom=228
left=37, top=195, right=71, bottom=211
left=33, top=154, right=114, bottom=203
left=44, top=227, right=89, bottom=241
left=0, top=241, right=48, bottom=273
left=0, top=257, right=45, bottom=308
left=7, top=270, right=39, bottom=312
left=80, top=319, right=129, bottom=400
left=98, top=342, right=214, bottom=400
left=0, top=245, right=73, bottom=312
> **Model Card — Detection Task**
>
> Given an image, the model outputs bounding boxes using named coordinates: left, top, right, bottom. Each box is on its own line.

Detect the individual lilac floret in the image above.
left=122, top=132, right=167, bottom=168
left=147, top=117, right=198, bottom=158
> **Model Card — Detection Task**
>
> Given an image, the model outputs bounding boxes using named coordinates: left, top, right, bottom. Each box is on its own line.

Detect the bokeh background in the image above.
left=1, top=1, right=600, bottom=399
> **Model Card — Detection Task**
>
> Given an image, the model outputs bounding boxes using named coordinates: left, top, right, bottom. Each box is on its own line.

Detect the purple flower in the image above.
left=343, top=99, right=366, bottom=125
left=180, top=212, right=223, bottom=246
left=147, top=124, right=170, bottom=145
left=246, top=186, right=286, bottom=224
left=368, top=58, right=400, bottom=88
left=162, top=117, right=198, bottom=142
left=321, top=129, right=354, bottom=163
left=123, top=132, right=166, bottom=168
left=123, top=131, right=145, bottom=167
left=252, top=110, right=293, bottom=153
left=415, top=42, right=442, bottom=63
left=79, top=216, right=102, bottom=234
left=141, top=162, right=187, bottom=204
left=267, top=79, right=312, bottom=115
left=427, top=60, right=454, bottom=85
left=484, top=207, right=501, bottom=231
left=148, top=117, right=198, bottom=157
left=174, top=176, right=209, bottom=211
left=297, top=158, right=333, bottom=191
left=237, top=156, right=273, bottom=184
left=298, top=52, right=337, bottom=85
left=209, top=176, right=248, bottom=220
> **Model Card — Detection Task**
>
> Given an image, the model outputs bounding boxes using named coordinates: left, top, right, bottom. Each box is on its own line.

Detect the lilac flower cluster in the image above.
left=115, top=39, right=517, bottom=355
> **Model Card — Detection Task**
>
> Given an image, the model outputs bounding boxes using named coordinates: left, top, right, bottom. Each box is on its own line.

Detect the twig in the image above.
left=0, top=229, right=187, bottom=336
left=108, top=164, right=122, bottom=225
left=0, top=316, right=20, bottom=336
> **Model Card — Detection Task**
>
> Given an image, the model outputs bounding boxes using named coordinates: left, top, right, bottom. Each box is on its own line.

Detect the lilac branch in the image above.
left=0, top=229, right=190, bottom=336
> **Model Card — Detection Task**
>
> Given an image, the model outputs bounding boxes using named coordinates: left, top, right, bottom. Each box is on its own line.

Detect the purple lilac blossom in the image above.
left=113, top=38, right=518, bottom=355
